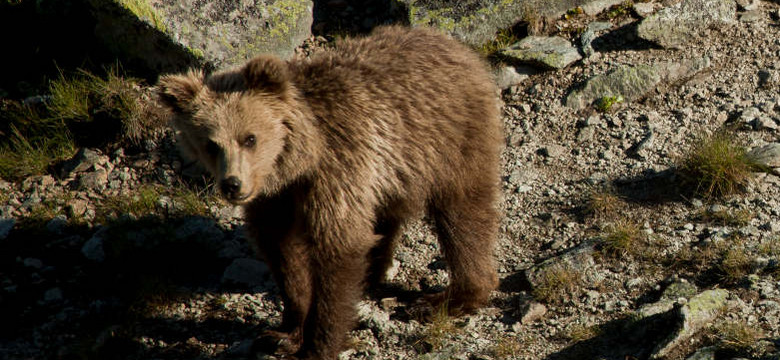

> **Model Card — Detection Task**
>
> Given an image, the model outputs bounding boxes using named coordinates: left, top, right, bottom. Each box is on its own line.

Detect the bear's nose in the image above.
left=220, top=176, right=242, bottom=197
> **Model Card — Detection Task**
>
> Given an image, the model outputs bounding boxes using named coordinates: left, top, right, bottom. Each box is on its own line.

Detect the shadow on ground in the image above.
left=0, top=214, right=273, bottom=359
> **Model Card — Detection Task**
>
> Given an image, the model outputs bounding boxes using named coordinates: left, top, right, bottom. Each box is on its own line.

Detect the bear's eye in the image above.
left=205, top=140, right=220, bottom=157
left=242, top=134, right=256, bottom=149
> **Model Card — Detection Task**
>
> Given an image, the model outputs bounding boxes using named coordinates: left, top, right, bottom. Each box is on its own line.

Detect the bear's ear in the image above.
left=242, top=55, right=291, bottom=95
left=156, top=70, right=204, bottom=113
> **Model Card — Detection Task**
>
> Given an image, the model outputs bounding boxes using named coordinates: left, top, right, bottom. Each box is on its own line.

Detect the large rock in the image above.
left=748, top=143, right=780, bottom=168
left=565, top=56, right=711, bottom=110
left=637, top=0, right=737, bottom=49
left=501, top=36, right=582, bottom=69
left=650, top=289, right=730, bottom=359
left=399, top=0, right=619, bottom=47
left=86, top=0, right=314, bottom=73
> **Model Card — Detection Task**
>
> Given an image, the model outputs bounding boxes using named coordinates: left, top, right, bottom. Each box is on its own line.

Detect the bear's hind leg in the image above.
left=429, top=183, right=499, bottom=315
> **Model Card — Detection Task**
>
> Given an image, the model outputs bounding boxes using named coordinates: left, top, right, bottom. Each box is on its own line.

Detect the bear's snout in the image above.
left=220, top=176, right=243, bottom=199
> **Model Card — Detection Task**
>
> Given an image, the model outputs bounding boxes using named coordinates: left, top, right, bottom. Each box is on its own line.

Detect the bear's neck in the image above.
left=265, top=100, right=323, bottom=194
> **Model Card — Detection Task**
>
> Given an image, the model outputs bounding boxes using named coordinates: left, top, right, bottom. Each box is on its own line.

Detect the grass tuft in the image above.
left=0, top=123, right=76, bottom=181
left=479, top=26, right=522, bottom=59
left=532, top=263, right=582, bottom=303
left=416, top=301, right=460, bottom=353
left=719, top=246, right=752, bottom=284
left=713, top=320, right=764, bottom=353
left=594, top=95, right=624, bottom=113
left=561, top=322, right=601, bottom=343
left=600, top=218, right=644, bottom=258
left=695, top=207, right=752, bottom=227
left=585, top=186, right=624, bottom=219
left=677, top=131, right=762, bottom=199
left=490, top=336, right=523, bottom=359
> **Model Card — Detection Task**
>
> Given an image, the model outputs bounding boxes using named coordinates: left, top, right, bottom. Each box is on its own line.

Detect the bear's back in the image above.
left=288, top=26, right=502, bottom=205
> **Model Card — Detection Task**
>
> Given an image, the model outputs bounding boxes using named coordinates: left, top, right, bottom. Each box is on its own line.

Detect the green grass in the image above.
left=95, top=183, right=216, bottom=224
left=594, top=95, right=624, bottom=113
left=0, top=67, right=163, bottom=180
left=677, top=131, right=763, bottom=199
left=0, top=123, right=76, bottom=181
left=479, top=27, right=521, bottom=58
left=48, top=66, right=157, bottom=145
left=603, top=1, right=634, bottom=20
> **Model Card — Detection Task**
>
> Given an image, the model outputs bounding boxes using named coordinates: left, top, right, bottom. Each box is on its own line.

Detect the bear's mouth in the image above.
left=223, top=188, right=254, bottom=205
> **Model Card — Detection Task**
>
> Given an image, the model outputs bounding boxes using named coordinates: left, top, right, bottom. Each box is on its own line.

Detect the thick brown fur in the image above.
left=157, top=25, right=502, bottom=360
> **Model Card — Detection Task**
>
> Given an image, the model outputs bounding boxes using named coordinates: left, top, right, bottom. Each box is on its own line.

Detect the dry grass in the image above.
left=719, top=246, right=752, bottom=284
left=677, top=131, right=762, bottom=199
left=561, top=322, right=601, bottom=343
left=600, top=218, right=644, bottom=258
left=416, top=301, right=461, bottom=353
left=695, top=207, right=752, bottom=227
left=585, top=187, right=625, bottom=219
left=532, top=263, right=582, bottom=303
left=490, top=336, right=523, bottom=359
left=712, top=320, right=764, bottom=353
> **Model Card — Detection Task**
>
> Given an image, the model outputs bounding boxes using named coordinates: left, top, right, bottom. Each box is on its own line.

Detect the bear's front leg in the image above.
left=296, top=232, right=375, bottom=360
left=244, top=194, right=312, bottom=356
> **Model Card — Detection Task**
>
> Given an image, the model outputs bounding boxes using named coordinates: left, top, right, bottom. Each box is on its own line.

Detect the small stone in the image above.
left=750, top=117, right=777, bottom=130
left=579, top=21, right=612, bottom=57
left=685, top=346, right=716, bottom=360
left=23, top=257, right=44, bottom=269
left=495, top=66, right=533, bottom=90
left=519, top=302, right=547, bottom=324
left=735, top=0, right=760, bottom=11
left=222, top=258, right=270, bottom=288
left=60, top=148, right=107, bottom=178
left=637, top=0, right=737, bottom=49
left=43, top=287, right=64, bottom=303
left=77, top=169, right=109, bottom=191
left=650, top=289, right=729, bottom=359
left=46, top=215, right=68, bottom=235
left=82, top=228, right=107, bottom=262
left=0, top=218, right=15, bottom=240
left=67, top=199, right=89, bottom=218
left=633, top=2, right=657, bottom=17
left=538, top=144, right=567, bottom=159
left=739, top=9, right=762, bottom=22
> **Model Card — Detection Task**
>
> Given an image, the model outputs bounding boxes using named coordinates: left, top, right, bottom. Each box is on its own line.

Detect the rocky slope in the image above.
left=2, top=0, right=780, bottom=359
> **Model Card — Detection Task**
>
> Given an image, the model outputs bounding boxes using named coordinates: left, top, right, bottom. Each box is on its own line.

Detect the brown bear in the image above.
left=157, top=25, right=502, bottom=360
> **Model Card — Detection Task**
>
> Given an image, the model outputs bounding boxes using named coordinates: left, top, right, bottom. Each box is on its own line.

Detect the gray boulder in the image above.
left=399, top=0, right=619, bottom=47
left=565, top=56, right=711, bottom=110
left=637, top=0, right=737, bottom=49
left=86, top=0, right=313, bottom=73
left=501, top=36, right=582, bottom=69
left=650, top=289, right=729, bottom=359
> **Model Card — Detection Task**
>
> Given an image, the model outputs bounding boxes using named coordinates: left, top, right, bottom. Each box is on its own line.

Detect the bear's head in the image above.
left=157, top=56, right=297, bottom=204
